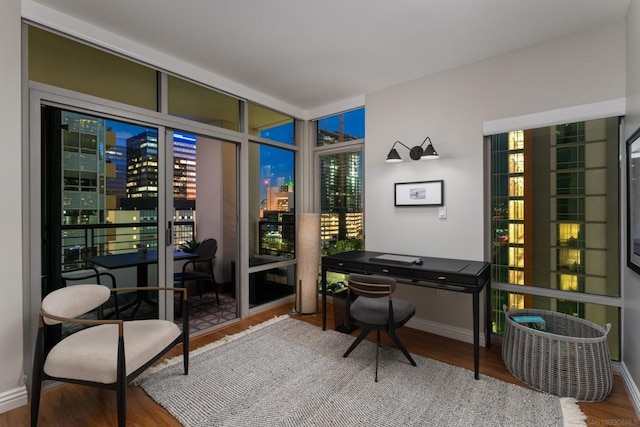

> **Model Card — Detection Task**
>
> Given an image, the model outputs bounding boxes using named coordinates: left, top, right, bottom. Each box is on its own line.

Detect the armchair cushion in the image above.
left=44, top=319, right=181, bottom=384
left=41, top=284, right=111, bottom=325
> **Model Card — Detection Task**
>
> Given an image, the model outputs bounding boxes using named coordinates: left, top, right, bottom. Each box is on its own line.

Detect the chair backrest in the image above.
left=195, top=238, right=218, bottom=259
left=348, top=274, right=396, bottom=299
left=61, top=267, right=116, bottom=288
left=41, top=284, right=111, bottom=325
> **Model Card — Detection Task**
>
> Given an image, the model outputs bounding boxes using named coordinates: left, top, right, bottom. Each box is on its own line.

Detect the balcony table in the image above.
left=87, top=250, right=197, bottom=317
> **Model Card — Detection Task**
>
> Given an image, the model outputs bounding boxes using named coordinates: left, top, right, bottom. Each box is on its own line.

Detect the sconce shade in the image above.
left=421, top=141, right=439, bottom=159
left=386, top=148, right=402, bottom=162
left=296, top=213, right=320, bottom=314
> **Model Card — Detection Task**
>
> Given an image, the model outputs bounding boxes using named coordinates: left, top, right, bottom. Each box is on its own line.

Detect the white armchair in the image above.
left=31, top=284, right=189, bottom=427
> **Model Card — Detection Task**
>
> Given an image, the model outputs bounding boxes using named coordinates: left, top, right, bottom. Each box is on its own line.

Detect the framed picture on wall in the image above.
left=627, top=127, right=640, bottom=274
left=394, top=180, right=444, bottom=206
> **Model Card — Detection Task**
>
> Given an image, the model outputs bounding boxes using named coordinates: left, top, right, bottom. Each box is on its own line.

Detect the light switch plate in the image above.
left=438, top=207, right=447, bottom=219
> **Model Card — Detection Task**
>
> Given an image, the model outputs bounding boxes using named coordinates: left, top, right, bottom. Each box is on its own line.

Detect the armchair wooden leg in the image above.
left=182, top=295, right=189, bottom=375
left=117, top=337, right=126, bottom=427
left=117, top=384, right=126, bottom=427
left=30, top=374, right=42, bottom=427
left=31, top=329, right=44, bottom=427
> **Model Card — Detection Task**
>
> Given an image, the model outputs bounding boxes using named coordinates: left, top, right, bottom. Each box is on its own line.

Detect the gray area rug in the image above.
left=137, top=316, right=586, bottom=427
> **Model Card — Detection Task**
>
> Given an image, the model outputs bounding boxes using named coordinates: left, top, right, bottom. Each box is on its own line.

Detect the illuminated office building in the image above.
left=61, top=111, right=113, bottom=225
left=319, top=150, right=363, bottom=248
left=491, top=119, right=619, bottom=333
left=60, top=112, right=115, bottom=265
left=123, top=130, right=159, bottom=209
left=259, top=182, right=295, bottom=257
left=172, top=133, right=197, bottom=248
left=173, top=132, right=197, bottom=204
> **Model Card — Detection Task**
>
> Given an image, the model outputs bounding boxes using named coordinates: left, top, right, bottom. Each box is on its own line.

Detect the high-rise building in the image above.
left=173, top=132, right=197, bottom=205
left=104, top=141, right=126, bottom=208
left=491, top=118, right=619, bottom=334
left=60, top=112, right=116, bottom=266
left=61, top=111, right=112, bottom=225
left=123, top=130, right=159, bottom=210
left=319, top=151, right=363, bottom=248
left=172, top=133, right=197, bottom=248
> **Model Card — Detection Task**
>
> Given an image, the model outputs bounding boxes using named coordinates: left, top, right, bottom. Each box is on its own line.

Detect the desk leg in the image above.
left=485, top=281, right=491, bottom=349
left=473, top=291, right=480, bottom=380
left=321, top=265, right=327, bottom=331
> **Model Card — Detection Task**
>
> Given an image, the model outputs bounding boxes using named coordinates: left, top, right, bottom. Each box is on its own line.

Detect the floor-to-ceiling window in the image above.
left=489, top=117, right=621, bottom=359
left=165, top=73, right=242, bottom=327
left=171, top=131, right=239, bottom=331
left=27, top=25, right=252, bottom=340
left=313, top=107, right=365, bottom=295
left=247, top=103, right=298, bottom=308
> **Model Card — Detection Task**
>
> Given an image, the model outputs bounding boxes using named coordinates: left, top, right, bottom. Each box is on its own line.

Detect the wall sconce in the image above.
left=386, top=136, right=439, bottom=162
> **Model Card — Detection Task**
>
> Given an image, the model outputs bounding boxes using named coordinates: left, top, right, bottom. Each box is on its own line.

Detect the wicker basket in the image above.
left=502, top=305, right=613, bottom=402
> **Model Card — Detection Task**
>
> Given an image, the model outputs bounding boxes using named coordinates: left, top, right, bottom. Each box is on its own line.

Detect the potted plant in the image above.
left=179, top=239, right=200, bottom=253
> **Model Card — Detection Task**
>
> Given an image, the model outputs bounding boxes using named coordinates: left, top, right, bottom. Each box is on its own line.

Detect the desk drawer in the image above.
left=416, top=271, right=481, bottom=287
left=438, top=273, right=486, bottom=286
left=366, top=263, right=413, bottom=278
left=323, top=259, right=364, bottom=272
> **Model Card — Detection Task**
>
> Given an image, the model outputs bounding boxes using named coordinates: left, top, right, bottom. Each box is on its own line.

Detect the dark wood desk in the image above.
left=88, top=250, right=197, bottom=316
left=321, top=250, right=491, bottom=379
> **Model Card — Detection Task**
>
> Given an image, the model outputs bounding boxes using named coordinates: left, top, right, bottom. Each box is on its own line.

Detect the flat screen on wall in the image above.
left=627, top=126, right=640, bottom=274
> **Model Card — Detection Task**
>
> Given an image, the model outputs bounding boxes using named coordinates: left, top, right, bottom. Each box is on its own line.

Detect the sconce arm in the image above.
left=419, top=136, right=433, bottom=148
left=391, top=140, right=411, bottom=151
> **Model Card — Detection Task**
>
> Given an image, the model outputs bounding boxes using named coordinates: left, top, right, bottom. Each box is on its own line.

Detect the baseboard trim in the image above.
left=620, top=362, right=640, bottom=420
left=406, top=316, right=487, bottom=347
left=0, top=385, right=27, bottom=414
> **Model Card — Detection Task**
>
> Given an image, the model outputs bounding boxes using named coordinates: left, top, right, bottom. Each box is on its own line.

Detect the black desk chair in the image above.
left=343, top=273, right=417, bottom=381
left=174, top=238, right=219, bottom=305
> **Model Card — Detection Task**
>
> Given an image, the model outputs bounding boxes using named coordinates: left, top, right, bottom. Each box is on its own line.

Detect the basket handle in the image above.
left=503, top=304, right=508, bottom=314
left=604, top=323, right=612, bottom=335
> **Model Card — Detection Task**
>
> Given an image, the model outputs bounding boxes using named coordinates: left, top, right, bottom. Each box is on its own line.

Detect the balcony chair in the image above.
left=31, top=284, right=189, bottom=427
left=174, top=238, right=219, bottom=306
left=343, top=273, right=417, bottom=381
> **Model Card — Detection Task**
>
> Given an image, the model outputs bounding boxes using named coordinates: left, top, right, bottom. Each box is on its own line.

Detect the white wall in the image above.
left=195, top=137, right=224, bottom=282
left=0, top=0, right=28, bottom=413
left=365, top=23, right=626, bottom=330
left=222, top=143, right=238, bottom=284
left=624, top=0, right=640, bottom=411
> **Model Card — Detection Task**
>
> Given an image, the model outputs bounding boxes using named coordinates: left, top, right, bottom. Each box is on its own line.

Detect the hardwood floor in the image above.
left=3, top=302, right=638, bottom=426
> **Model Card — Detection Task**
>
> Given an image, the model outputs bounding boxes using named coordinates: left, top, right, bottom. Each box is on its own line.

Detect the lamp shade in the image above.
left=421, top=142, right=439, bottom=159
left=296, top=213, right=320, bottom=314
left=386, top=148, right=402, bottom=162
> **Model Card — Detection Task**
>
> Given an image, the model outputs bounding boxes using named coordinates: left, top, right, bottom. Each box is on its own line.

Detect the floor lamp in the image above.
left=296, top=213, right=320, bottom=314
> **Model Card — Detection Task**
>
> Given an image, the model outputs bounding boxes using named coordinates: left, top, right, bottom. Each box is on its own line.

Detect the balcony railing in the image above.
left=61, top=221, right=195, bottom=270
left=258, top=219, right=294, bottom=258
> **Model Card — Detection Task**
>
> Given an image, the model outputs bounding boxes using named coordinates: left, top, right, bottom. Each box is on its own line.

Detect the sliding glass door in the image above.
left=167, top=130, right=239, bottom=332
left=41, top=105, right=163, bottom=347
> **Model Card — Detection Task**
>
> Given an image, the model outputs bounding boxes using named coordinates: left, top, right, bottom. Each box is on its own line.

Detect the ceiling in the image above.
left=30, top=0, right=631, bottom=114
